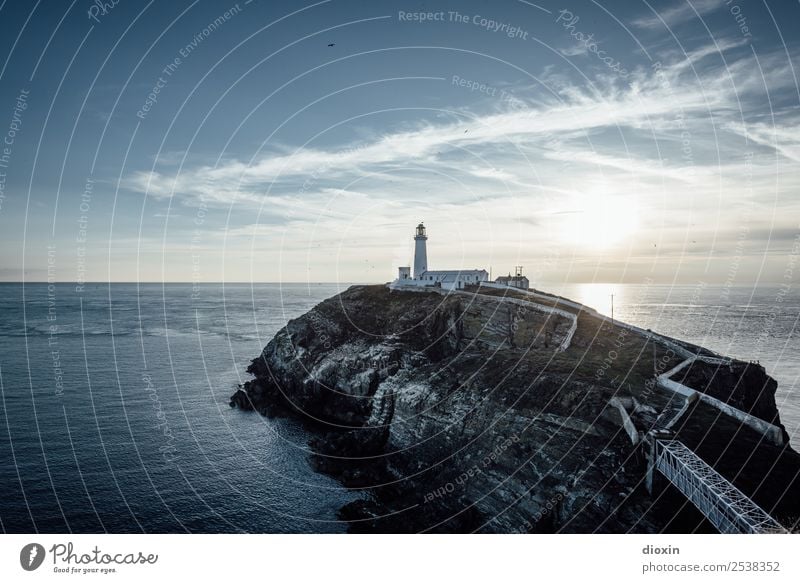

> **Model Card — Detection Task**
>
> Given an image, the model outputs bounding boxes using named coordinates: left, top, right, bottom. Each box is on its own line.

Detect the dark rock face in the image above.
left=676, top=360, right=784, bottom=428
left=231, top=285, right=800, bottom=533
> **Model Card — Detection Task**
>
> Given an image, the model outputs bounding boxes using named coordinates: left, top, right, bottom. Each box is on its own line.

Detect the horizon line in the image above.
left=0, top=280, right=790, bottom=286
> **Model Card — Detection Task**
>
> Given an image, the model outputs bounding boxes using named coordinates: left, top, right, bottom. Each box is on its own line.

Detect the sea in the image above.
left=0, top=282, right=797, bottom=533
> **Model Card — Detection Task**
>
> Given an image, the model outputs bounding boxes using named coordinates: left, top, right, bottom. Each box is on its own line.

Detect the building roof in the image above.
left=496, top=274, right=529, bottom=281
left=422, top=269, right=487, bottom=275
left=421, top=269, right=488, bottom=283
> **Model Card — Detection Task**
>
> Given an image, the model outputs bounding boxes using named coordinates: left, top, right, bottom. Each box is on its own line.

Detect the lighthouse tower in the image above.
left=413, top=222, right=428, bottom=278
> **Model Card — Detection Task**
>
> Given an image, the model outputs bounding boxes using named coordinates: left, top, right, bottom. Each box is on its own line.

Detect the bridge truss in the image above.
left=655, top=439, right=787, bottom=534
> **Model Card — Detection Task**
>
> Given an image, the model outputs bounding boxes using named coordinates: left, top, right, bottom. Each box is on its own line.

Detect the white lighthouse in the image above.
left=413, top=222, right=428, bottom=278
left=393, top=223, right=489, bottom=291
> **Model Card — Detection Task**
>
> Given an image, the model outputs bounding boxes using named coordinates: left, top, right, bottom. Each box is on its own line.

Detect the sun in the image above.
left=558, top=192, right=640, bottom=249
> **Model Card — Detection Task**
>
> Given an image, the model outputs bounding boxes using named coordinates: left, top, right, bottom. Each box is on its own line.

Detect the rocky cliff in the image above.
left=230, top=284, right=800, bottom=533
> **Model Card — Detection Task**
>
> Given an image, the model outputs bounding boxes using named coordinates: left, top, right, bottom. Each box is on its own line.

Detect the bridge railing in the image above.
left=655, top=439, right=787, bottom=534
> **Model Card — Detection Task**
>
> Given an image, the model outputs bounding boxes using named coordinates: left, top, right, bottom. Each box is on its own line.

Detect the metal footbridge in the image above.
left=653, top=439, right=787, bottom=534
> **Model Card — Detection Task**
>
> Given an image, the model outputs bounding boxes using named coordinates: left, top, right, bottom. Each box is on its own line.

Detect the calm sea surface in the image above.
left=0, top=283, right=358, bottom=533
left=0, top=282, right=797, bottom=533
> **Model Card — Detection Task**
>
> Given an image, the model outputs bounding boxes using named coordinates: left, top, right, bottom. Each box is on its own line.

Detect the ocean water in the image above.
left=0, top=283, right=358, bottom=533
left=0, top=282, right=797, bottom=533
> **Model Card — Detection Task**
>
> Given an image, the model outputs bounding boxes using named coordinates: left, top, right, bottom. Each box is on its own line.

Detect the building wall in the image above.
left=413, top=237, right=428, bottom=278
left=495, top=276, right=529, bottom=289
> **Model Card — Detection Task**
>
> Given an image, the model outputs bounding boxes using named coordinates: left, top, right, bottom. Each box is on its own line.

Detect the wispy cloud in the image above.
left=726, top=121, right=800, bottom=163
left=631, top=0, right=724, bottom=30
left=119, top=42, right=800, bottom=285
left=125, top=44, right=796, bottom=209
left=125, top=69, right=715, bottom=203
left=559, top=44, right=590, bottom=57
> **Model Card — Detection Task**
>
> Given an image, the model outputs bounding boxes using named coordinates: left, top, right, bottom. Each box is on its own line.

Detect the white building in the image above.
left=413, top=223, right=427, bottom=278
left=393, top=223, right=489, bottom=291
left=495, top=266, right=530, bottom=290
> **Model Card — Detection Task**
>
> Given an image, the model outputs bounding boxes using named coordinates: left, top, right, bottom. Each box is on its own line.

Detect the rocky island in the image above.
left=230, top=284, right=800, bottom=533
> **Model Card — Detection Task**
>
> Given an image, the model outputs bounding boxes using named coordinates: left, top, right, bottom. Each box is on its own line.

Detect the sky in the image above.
left=0, top=0, right=798, bottom=285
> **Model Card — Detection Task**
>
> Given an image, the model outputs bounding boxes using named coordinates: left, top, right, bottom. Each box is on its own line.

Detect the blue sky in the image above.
left=0, top=0, right=798, bottom=284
